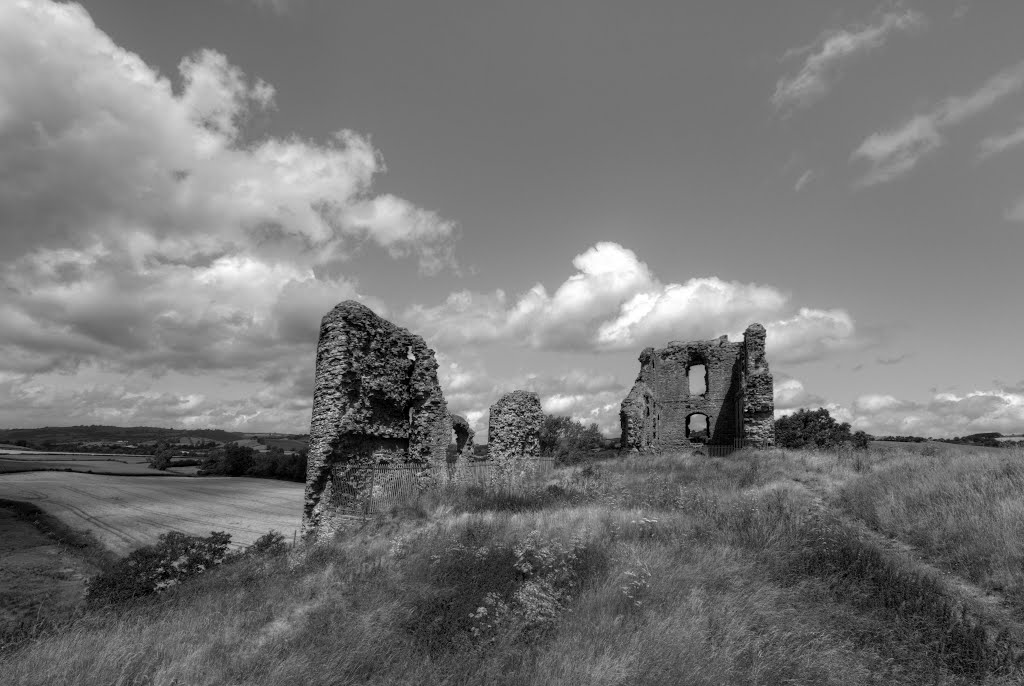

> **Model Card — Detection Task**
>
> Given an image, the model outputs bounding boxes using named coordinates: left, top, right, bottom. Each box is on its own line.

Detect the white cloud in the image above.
left=978, top=122, right=1024, bottom=159
left=405, top=242, right=856, bottom=362
left=853, top=60, right=1024, bottom=186
left=0, top=369, right=313, bottom=432
left=0, top=1, right=456, bottom=381
left=773, top=377, right=825, bottom=411
left=794, top=170, right=815, bottom=192
left=230, top=0, right=299, bottom=14
left=436, top=359, right=627, bottom=439
left=847, top=389, right=1024, bottom=437
left=774, top=10, right=924, bottom=113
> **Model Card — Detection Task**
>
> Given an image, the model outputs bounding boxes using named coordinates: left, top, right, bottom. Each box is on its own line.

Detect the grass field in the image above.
left=3, top=445, right=1024, bottom=685
left=0, top=454, right=173, bottom=477
left=0, top=506, right=105, bottom=637
left=0, top=473, right=303, bottom=555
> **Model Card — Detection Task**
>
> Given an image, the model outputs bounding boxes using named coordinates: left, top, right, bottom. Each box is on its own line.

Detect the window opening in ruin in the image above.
left=686, top=413, right=709, bottom=443
left=688, top=364, right=707, bottom=396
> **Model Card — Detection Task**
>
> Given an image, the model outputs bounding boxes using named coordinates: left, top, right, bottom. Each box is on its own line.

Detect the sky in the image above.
left=2, top=0, right=1023, bottom=439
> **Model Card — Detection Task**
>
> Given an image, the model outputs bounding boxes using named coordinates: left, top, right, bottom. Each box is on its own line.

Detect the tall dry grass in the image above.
left=2, top=447, right=1024, bottom=685
left=840, top=446, right=1024, bottom=604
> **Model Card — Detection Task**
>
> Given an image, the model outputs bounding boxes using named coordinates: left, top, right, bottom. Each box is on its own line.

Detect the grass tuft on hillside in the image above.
left=3, top=447, right=1024, bottom=685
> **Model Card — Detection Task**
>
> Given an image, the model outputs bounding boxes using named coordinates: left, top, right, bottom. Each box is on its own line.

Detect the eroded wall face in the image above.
left=488, top=390, right=543, bottom=483
left=743, top=323, right=775, bottom=446
left=642, top=337, right=743, bottom=451
left=620, top=325, right=774, bottom=452
left=303, top=300, right=450, bottom=538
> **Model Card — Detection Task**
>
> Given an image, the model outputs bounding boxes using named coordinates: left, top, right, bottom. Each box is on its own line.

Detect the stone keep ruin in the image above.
left=620, top=323, right=774, bottom=452
left=303, top=301, right=452, bottom=537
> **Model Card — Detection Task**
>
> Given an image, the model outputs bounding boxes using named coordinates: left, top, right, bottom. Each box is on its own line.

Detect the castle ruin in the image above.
left=620, top=323, right=774, bottom=452
left=302, top=301, right=452, bottom=538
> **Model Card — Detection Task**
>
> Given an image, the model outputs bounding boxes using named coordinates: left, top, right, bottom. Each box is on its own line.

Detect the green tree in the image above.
left=539, top=414, right=604, bottom=460
left=148, top=442, right=174, bottom=471
left=774, top=408, right=869, bottom=450
left=222, top=443, right=255, bottom=476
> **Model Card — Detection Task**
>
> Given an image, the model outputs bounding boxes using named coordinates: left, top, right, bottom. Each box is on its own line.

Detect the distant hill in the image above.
left=0, top=425, right=248, bottom=446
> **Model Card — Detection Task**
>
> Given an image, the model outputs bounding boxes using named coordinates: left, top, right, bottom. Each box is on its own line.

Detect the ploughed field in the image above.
left=0, top=472, right=304, bottom=555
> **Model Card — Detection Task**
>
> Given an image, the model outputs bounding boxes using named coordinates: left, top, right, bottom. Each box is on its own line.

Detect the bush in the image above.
left=775, top=408, right=869, bottom=450
left=87, top=531, right=233, bottom=606
left=406, top=527, right=603, bottom=651
left=86, top=529, right=290, bottom=606
left=236, top=530, right=288, bottom=559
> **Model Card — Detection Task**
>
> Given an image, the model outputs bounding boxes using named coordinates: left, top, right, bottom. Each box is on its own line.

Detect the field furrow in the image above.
left=0, top=473, right=304, bottom=555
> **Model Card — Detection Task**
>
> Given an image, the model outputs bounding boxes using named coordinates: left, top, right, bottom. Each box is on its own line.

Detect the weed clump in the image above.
left=405, top=526, right=605, bottom=651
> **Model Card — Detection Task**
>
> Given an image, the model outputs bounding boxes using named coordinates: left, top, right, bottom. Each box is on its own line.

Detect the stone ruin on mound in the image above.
left=620, top=323, right=774, bottom=452
left=302, top=300, right=452, bottom=538
left=488, top=390, right=543, bottom=482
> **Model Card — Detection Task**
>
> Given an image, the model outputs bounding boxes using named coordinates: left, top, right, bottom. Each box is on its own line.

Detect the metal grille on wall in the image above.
left=338, top=458, right=556, bottom=516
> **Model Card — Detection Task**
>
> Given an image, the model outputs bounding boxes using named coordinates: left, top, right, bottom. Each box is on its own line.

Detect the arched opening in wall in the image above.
left=686, top=413, right=709, bottom=444
left=688, top=363, right=707, bottom=397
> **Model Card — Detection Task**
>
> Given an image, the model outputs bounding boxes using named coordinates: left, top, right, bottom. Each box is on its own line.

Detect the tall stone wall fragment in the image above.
left=742, top=323, right=775, bottom=446
left=487, top=390, right=543, bottom=484
left=619, top=323, right=774, bottom=453
left=450, top=414, right=476, bottom=461
left=303, top=300, right=450, bottom=538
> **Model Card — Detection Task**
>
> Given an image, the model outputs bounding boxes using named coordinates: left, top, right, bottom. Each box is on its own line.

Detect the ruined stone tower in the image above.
left=619, top=323, right=774, bottom=452
left=302, top=301, right=451, bottom=537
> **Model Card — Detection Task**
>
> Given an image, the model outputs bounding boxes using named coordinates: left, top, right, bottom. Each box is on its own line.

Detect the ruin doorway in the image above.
left=686, top=413, right=709, bottom=443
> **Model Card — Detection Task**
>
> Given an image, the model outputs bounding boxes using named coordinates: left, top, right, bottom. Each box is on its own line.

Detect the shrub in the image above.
left=775, top=408, right=867, bottom=450
left=406, top=527, right=603, bottom=651
left=238, top=530, right=288, bottom=558
left=87, top=531, right=233, bottom=606
left=86, top=529, right=292, bottom=606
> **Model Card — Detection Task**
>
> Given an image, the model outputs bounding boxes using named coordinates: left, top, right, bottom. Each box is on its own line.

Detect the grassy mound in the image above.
left=3, top=448, right=1024, bottom=685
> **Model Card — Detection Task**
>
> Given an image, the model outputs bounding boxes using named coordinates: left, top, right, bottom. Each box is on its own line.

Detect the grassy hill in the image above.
left=3, top=445, right=1024, bottom=684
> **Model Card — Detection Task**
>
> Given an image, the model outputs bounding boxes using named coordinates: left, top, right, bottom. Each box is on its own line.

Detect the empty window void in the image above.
left=688, top=364, right=707, bottom=396
left=686, top=414, right=709, bottom=443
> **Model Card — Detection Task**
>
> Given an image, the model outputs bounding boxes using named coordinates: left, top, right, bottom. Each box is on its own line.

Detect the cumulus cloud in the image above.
left=0, top=1, right=455, bottom=381
left=436, top=359, right=627, bottom=438
left=0, top=369, right=314, bottom=432
left=793, top=170, right=815, bottom=192
left=847, top=389, right=1024, bottom=437
left=853, top=60, right=1024, bottom=186
left=406, top=242, right=857, bottom=363
left=773, top=9, right=924, bottom=113
left=773, top=377, right=826, bottom=411
left=978, top=122, right=1024, bottom=159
